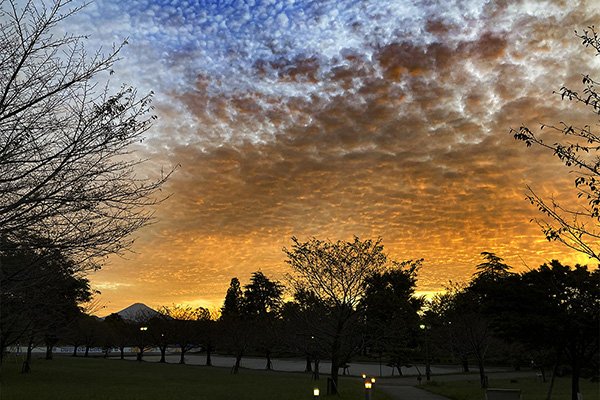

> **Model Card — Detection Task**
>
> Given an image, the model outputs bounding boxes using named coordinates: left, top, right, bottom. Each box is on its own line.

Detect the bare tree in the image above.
left=283, top=236, right=388, bottom=394
left=158, top=304, right=210, bottom=365
left=0, top=0, right=171, bottom=269
left=512, top=27, right=600, bottom=260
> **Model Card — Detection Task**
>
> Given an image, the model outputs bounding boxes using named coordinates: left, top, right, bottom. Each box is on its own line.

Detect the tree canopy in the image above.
left=283, top=236, right=408, bottom=393
left=221, top=277, right=243, bottom=319
left=241, top=271, right=284, bottom=317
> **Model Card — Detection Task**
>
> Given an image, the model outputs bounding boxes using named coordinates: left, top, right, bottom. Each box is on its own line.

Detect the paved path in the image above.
left=113, top=353, right=536, bottom=400
left=129, top=353, right=513, bottom=378
left=376, top=370, right=538, bottom=400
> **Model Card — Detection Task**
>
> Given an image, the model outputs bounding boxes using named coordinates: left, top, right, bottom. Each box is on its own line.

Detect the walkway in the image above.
left=377, top=370, right=537, bottom=400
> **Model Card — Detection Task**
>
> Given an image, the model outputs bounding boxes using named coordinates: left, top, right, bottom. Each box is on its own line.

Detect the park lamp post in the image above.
left=138, top=326, right=148, bottom=361
left=419, top=324, right=431, bottom=381
left=313, top=388, right=320, bottom=399
left=364, top=381, right=372, bottom=400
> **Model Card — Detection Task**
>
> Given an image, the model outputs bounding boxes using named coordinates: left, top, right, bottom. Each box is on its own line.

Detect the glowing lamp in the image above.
left=371, top=377, right=376, bottom=384
left=313, top=388, right=320, bottom=399
left=365, top=382, right=372, bottom=389
left=362, top=373, right=367, bottom=379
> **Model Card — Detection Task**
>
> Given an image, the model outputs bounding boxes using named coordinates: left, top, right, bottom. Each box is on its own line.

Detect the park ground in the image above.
left=1, top=355, right=598, bottom=400
left=1, top=356, right=387, bottom=400
left=378, top=371, right=600, bottom=400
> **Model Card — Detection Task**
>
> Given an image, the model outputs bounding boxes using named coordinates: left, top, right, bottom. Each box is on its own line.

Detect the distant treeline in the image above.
left=1, top=237, right=598, bottom=398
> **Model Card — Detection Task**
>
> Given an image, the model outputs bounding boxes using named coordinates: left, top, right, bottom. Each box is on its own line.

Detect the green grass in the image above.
left=1, top=355, right=391, bottom=400
left=422, top=376, right=599, bottom=400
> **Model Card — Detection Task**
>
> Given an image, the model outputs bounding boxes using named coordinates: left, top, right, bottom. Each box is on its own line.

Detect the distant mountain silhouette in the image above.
left=113, top=303, right=159, bottom=322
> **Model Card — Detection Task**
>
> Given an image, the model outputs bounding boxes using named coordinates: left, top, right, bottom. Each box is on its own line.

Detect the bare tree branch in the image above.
left=512, top=26, right=600, bottom=261
left=0, top=0, right=174, bottom=268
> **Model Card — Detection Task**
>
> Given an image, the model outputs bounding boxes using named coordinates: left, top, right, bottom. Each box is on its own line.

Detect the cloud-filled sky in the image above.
left=54, top=0, right=600, bottom=313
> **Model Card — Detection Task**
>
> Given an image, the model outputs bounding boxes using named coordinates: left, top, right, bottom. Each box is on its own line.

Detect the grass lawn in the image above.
left=1, top=355, right=391, bottom=400
left=422, top=375, right=599, bottom=400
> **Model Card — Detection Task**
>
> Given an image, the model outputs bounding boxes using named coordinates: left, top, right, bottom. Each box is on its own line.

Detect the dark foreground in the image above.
left=0, top=356, right=389, bottom=400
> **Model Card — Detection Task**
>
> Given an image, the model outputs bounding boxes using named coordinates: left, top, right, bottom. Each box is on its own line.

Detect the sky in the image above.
left=51, top=0, right=600, bottom=314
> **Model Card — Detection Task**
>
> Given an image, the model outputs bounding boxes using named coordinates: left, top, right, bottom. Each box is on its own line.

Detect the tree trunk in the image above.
left=72, top=345, right=79, bottom=357
left=159, top=346, right=166, bottom=363
left=329, top=332, right=341, bottom=394
left=22, top=340, right=33, bottom=374
left=265, top=350, right=272, bottom=370
left=305, top=355, right=312, bottom=373
left=546, top=360, right=559, bottom=400
left=179, top=347, right=186, bottom=364
left=313, top=359, right=320, bottom=380
left=232, top=353, right=242, bottom=374
left=206, top=346, right=212, bottom=366
left=396, top=363, right=404, bottom=376
left=571, top=356, right=581, bottom=400
left=84, top=345, right=90, bottom=357
left=45, top=344, right=53, bottom=360
left=119, top=346, right=125, bottom=360
left=461, top=356, right=469, bottom=372
left=477, top=359, right=487, bottom=388
left=103, top=347, right=110, bottom=358
left=330, top=356, right=339, bottom=395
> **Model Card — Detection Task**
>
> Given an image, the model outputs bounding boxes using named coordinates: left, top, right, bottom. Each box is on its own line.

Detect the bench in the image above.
left=485, top=388, right=522, bottom=400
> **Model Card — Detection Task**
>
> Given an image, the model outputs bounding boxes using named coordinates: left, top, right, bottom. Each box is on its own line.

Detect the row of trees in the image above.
left=426, top=254, right=599, bottom=400
left=2, top=236, right=597, bottom=400
left=0, top=243, right=94, bottom=372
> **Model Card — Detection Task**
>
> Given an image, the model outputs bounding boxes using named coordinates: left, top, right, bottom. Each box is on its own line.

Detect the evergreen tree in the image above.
left=473, top=252, right=512, bottom=282
left=221, top=277, right=242, bottom=319
left=241, top=271, right=284, bottom=317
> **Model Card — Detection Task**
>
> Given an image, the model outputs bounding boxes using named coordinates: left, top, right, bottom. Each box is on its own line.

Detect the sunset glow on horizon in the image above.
left=62, top=0, right=600, bottom=314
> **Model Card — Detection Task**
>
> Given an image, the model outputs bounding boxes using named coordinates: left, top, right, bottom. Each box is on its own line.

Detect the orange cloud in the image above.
left=89, top=1, right=600, bottom=314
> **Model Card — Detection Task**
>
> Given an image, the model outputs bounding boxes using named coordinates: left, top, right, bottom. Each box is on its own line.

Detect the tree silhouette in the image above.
left=221, top=278, right=243, bottom=319
left=241, top=271, right=284, bottom=370
left=361, top=260, right=423, bottom=376
left=473, top=252, right=512, bottom=282
left=0, top=0, right=171, bottom=269
left=102, top=313, right=133, bottom=360
left=284, top=236, right=389, bottom=394
left=0, top=245, right=92, bottom=370
left=512, top=27, right=600, bottom=260
left=482, top=261, right=599, bottom=400
left=241, top=271, right=284, bottom=317
left=158, top=304, right=209, bottom=364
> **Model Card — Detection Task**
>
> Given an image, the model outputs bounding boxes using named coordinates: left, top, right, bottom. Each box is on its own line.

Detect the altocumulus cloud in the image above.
left=55, top=0, right=600, bottom=311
